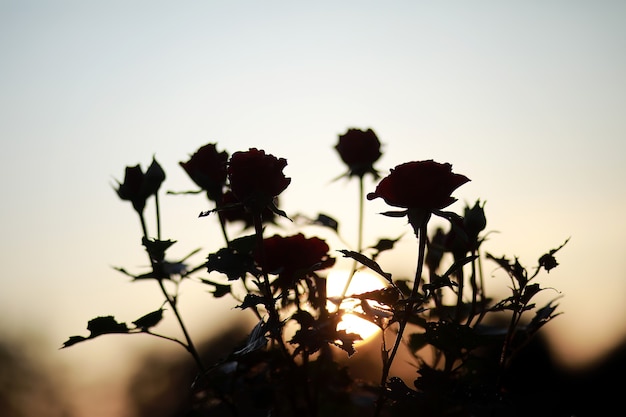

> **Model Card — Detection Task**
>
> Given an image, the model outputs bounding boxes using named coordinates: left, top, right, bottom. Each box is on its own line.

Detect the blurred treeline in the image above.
left=2, top=327, right=625, bottom=417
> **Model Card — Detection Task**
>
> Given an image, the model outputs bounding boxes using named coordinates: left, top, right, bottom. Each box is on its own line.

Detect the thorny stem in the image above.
left=375, top=221, right=427, bottom=416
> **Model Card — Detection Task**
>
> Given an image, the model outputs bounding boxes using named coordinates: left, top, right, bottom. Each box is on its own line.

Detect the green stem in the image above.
left=340, top=176, right=365, bottom=300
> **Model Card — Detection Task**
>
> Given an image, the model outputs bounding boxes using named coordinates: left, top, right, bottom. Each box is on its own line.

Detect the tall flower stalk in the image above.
left=333, top=128, right=382, bottom=299
left=367, top=160, right=470, bottom=413
left=114, top=157, right=208, bottom=376
left=226, top=148, right=293, bottom=349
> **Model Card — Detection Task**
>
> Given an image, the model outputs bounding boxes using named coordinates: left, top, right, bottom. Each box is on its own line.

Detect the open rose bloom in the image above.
left=368, top=160, right=470, bottom=228
left=368, top=160, right=470, bottom=211
left=179, top=143, right=228, bottom=202
left=257, top=233, right=336, bottom=293
left=227, top=148, right=291, bottom=215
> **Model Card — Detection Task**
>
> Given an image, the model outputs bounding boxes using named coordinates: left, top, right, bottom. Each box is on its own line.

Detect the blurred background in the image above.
left=1, top=1, right=625, bottom=416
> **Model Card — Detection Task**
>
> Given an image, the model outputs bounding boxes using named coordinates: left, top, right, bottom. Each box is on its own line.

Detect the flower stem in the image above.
left=215, top=197, right=231, bottom=247
left=466, top=249, right=480, bottom=326
left=138, top=211, right=148, bottom=239
left=156, top=279, right=207, bottom=375
left=375, top=221, right=427, bottom=416
left=252, top=213, right=274, bottom=311
left=250, top=210, right=305, bottom=413
left=251, top=212, right=286, bottom=351
left=139, top=209, right=208, bottom=377
left=155, top=191, right=161, bottom=240
left=340, top=176, right=365, bottom=300
left=454, top=258, right=465, bottom=323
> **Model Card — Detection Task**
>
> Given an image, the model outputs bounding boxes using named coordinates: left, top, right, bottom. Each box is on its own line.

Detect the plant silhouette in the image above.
left=62, top=128, right=571, bottom=416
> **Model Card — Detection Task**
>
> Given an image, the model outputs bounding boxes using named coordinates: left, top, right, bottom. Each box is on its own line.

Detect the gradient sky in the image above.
left=2, top=1, right=626, bottom=413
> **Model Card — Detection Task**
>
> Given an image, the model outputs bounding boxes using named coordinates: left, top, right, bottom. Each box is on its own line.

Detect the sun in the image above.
left=326, top=269, right=388, bottom=343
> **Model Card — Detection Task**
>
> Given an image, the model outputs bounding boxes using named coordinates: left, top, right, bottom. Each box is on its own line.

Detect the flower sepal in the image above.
left=407, top=208, right=432, bottom=232
left=266, top=199, right=290, bottom=221
left=379, top=210, right=408, bottom=218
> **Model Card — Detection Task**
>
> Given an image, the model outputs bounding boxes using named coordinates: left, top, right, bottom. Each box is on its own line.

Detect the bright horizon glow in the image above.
left=327, top=270, right=388, bottom=343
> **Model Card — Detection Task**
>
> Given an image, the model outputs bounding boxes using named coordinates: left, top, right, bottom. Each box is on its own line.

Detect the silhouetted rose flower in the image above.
left=444, top=215, right=470, bottom=259
left=227, top=148, right=291, bottom=213
left=463, top=200, right=486, bottom=246
left=335, top=128, right=382, bottom=179
left=180, top=143, right=228, bottom=202
left=256, top=233, right=335, bottom=292
left=116, top=165, right=143, bottom=202
left=115, top=157, right=165, bottom=214
left=367, top=160, right=469, bottom=228
left=368, top=160, right=469, bottom=211
left=443, top=200, right=487, bottom=257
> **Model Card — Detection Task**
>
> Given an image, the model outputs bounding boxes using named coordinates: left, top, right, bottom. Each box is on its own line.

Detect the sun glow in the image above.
left=326, top=270, right=388, bottom=343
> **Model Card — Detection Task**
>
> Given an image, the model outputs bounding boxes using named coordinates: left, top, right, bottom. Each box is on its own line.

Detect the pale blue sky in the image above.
left=1, top=1, right=626, bottom=412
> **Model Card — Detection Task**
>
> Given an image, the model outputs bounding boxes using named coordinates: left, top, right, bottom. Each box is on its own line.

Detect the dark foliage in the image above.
left=64, top=131, right=578, bottom=416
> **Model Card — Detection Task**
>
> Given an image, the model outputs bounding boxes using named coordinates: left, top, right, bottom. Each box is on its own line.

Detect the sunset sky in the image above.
left=2, top=1, right=625, bottom=414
